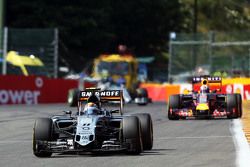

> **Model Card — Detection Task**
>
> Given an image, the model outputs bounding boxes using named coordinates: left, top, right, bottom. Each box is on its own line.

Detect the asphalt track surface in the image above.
left=0, top=102, right=239, bottom=167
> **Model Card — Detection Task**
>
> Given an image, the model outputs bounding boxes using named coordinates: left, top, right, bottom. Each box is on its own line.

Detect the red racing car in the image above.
left=167, top=76, right=242, bottom=120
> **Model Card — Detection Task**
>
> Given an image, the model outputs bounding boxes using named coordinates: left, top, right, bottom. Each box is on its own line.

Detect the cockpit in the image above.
left=200, top=85, right=210, bottom=94
left=83, top=106, right=101, bottom=115
left=197, top=94, right=208, bottom=103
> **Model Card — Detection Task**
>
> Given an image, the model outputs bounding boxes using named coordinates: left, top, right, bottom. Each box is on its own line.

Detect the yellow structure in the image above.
left=6, top=51, right=45, bottom=76
left=93, top=54, right=138, bottom=92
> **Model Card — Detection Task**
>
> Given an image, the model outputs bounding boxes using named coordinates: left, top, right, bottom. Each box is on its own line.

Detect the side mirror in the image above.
left=63, top=110, right=72, bottom=115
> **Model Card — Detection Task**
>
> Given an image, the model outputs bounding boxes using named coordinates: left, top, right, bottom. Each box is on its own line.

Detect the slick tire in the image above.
left=123, top=116, right=143, bottom=154
left=235, top=94, right=242, bottom=118
left=136, top=88, right=148, bottom=98
left=33, top=118, right=53, bottom=157
left=226, top=94, right=238, bottom=119
left=136, top=88, right=149, bottom=106
left=168, top=95, right=180, bottom=120
left=68, top=89, right=79, bottom=107
left=133, top=113, right=153, bottom=150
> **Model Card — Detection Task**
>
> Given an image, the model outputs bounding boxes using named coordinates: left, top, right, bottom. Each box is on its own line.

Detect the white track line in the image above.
left=231, top=119, right=250, bottom=167
left=156, top=136, right=232, bottom=140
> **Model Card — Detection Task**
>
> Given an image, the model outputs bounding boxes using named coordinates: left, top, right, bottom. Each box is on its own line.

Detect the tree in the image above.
left=180, top=0, right=250, bottom=32
left=6, top=0, right=187, bottom=72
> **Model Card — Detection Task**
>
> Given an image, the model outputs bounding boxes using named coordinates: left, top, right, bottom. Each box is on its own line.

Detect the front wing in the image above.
left=172, top=108, right=229, bottom=118
left=35, top=140, right=129, bottom=153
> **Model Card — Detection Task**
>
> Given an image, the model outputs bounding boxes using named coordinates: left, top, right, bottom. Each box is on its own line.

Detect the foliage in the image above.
left=6, top=0, right=250, bottom=73
left=6, top=0, right=185, bottom=71
left=180, top=0, right=250, bottom=32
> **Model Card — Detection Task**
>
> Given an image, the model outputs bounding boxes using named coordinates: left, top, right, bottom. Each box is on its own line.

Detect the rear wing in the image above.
left=192, top=76, right=222, bottom=92
left=78, top=88, right=123, bottom=114
left=192, top=76, right=222, bottom=84
left=79, top=89, right=123, bottom=101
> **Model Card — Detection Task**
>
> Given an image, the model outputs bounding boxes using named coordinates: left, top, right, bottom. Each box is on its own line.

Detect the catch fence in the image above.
left=0, top=28, right=58, bottom=78
left=169, top=31, right=250, bottom=82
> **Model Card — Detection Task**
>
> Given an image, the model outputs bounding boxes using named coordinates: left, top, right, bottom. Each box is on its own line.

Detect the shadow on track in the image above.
left=46, top=148, right=176, bottom=158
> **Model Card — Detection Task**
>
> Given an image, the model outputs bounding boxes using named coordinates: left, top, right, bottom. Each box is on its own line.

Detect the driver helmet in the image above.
left=87, top=94, right=100, bottom=108
left=83, top=102, right=100, bottom=115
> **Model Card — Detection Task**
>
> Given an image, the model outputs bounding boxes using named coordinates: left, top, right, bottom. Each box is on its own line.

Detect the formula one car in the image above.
left=167, top=76, right=242, bottom=120
left=68, top=78, right=151, bottom=107
left=33, top=89, right=153, bottom=157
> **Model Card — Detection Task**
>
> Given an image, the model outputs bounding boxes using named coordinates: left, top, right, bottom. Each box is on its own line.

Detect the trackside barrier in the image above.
left=1, top=76, right=249, bottom=104
left=0, top=75, right=95, bottom=105
left=140, top=82, right=250, bottom=102
left=223, top=78, right=250, bottom=85
left=139, top=83, right=167, bottom=102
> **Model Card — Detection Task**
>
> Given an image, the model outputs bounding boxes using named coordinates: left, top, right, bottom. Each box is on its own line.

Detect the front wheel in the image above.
left=123, top=116, right=143, bottom=154
left=68, top=89, right=79, bottom=107
left=168, top=95, right=180, bottom=120
left=33, top=118, right=53, bottom=157
left=226, top=94, right=238, bottom=119
left=235, top=94, right=242, bottom=118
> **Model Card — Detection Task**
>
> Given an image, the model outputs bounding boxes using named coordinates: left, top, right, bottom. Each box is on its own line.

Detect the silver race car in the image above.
left=33, top=89, right=153, bottom=157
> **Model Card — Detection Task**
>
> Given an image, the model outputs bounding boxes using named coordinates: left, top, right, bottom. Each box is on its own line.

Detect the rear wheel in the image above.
left=226, top=94, right=238, bottom=119
left=136, top=88, right=148, bottom=98
left=33, top=118, right=53, bottom=157
left=68, top=89, right=79, bottom=107
left=123, top=116, right=143, bottom=154
left=133, top=113, right=153, bottom=150
left=168, top=95, right=180, bottom=120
